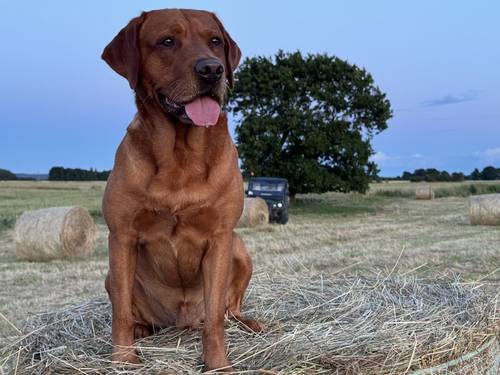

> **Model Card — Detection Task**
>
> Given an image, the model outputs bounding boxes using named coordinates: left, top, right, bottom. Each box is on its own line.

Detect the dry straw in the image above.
left=415, top=186, right=435, bottom=200
left=238, top=198, right=269, bottom=228
left=1, top=274, right=498, bottom=374
left=470, top=193, right=500, bottom=226
left=14, top=206, right=97, bottom=261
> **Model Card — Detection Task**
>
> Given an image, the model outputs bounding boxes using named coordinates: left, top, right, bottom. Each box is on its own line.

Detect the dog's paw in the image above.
left=203, top=363, right=234, bottom=373
left=112, top=347, right=141, bottom=365
left=134, top=324, right=151, bottom=339
left=237, top=317, right=265, bottom=333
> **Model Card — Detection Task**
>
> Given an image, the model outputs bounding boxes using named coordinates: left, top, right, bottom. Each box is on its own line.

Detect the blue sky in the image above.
left=1, top=1, right=499, bottom=176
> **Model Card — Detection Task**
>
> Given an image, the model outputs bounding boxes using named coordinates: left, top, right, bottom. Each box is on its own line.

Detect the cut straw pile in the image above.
left=1, top=274, right=498, bottom=374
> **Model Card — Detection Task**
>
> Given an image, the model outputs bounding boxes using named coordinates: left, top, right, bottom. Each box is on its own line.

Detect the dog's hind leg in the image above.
left=226, top=233, right=265, bottom=333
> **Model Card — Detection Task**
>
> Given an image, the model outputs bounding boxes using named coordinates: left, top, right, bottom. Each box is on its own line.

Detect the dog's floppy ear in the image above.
left=211, top=13, right=241, bottom=88
left=102, top=13, right=145, bottom=90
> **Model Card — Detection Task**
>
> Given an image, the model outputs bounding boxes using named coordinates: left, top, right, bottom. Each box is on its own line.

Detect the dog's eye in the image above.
left=162, top=37, right=175, bottom=47
left=211, top=37, right=222, bottom=46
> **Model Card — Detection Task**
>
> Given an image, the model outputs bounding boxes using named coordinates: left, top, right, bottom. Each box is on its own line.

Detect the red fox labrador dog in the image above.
left=101, top=8, right=263, bottom=371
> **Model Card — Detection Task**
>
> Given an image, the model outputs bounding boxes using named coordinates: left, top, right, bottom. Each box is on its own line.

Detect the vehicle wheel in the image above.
left=278, top=209, right=288, bottom=224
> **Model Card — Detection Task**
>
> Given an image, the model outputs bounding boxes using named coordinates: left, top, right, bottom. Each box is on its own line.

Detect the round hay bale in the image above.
left=470, top=193, right=500, bottom=225
left=416, top=186, right=435, bottom=200
left=238, top=197, right=269, bottom=227
left=15, top=206, right=97, bottom=261
left=5, top=276, right=498, bottom=374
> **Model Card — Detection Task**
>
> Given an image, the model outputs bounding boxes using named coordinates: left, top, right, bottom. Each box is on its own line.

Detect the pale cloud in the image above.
left=370, top=151, right=430, bottom=174
left=483, top=147, right=500, bottom=159
left=421, top=91, right=477, bottom=107
left=472, top=147, right=500, bottom=165
left=370, top=151, right=392, bottom=163
left=371, top=151, right=425, bottom=164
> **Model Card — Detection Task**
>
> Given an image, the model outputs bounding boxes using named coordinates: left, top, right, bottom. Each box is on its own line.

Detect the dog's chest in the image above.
left=133, top=192, right=219, bottom=286
left=134, top=200, right=218, bottom=244
left=146, top=155, right=210, bottom=206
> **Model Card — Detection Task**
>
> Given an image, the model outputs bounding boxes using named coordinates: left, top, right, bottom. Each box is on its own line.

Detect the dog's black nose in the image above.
left=195, top=59, right=224, bottom=83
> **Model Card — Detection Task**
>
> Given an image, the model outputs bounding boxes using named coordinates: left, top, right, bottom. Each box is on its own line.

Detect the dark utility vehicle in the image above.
left=246, top=177, right=289, bottom=224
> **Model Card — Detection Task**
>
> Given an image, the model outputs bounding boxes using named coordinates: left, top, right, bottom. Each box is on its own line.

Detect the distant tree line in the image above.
left=0, top=168, right=18, bottom=180
left=48, top=167, right=110, bottom=181
left=398, top=166, right=500, bottom=182
left=0, top=168, right=38, bottom=181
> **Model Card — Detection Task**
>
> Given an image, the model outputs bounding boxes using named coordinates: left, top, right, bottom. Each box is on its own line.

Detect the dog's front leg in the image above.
left=202, top=233, right=233, bottom=371
left=108, top=232, right=140, bottom=363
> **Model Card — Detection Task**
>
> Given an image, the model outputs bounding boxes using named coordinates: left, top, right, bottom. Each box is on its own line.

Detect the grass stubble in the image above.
left=0, top=181, right=498, bottom=373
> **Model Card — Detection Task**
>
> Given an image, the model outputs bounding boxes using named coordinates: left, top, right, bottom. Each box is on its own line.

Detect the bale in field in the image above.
left=238, top=197, right=269, bottom=227
left=470, top=193, right=500, bottom=225
left=2, top=275, right=498, bottom=374
left=15, top=206, right=97, bottom=261
left=415, top=186, right=435, bottom=200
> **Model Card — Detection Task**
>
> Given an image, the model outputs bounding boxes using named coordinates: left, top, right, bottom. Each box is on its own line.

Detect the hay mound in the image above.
left=470, top=193, right=500, bottom=225
left=1, top=275, right=498, bottom=374
left=14, top=206, right=97, bottom=261
left=415, top=186, right=435, bottom=200
left=238, top=198, right=269, bottom=227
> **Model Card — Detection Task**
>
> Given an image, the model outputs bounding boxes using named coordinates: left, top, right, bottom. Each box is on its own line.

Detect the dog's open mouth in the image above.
left=159, top=94, right=221, bottom=127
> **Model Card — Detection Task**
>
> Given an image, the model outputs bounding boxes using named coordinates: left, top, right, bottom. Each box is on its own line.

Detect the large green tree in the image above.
left=228, top=51, right=392, bottom=197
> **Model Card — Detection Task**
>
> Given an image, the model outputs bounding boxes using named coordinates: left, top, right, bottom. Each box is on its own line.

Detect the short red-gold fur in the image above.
left=101, top=9, right=263, bottom=371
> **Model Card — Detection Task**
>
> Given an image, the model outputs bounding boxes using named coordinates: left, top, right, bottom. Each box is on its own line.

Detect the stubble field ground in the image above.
left=0, top=180, right=498, bottom=341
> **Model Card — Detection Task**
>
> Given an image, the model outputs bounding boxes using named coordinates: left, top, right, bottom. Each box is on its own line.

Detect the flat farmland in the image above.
left=0, top=180, right=499, bottom=337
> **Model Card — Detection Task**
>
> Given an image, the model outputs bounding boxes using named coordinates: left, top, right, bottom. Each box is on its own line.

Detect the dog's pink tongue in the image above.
left=184, top=96, right=221, bottom=127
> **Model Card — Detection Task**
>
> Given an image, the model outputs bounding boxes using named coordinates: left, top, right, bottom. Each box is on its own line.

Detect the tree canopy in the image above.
left=480, top=166, right=500, bottom=180
left=0, top=168, right=17, bottom=180
left=401, top=167, right=500, bottom=182
left=228, top=51, right=392, bottom=197
left=48, top=167, right=110, bottom=181
left=402, top=169, right=464, bottom=182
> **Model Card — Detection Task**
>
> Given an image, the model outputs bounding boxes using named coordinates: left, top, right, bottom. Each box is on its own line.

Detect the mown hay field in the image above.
left=0, top=180, right=499, bottom=372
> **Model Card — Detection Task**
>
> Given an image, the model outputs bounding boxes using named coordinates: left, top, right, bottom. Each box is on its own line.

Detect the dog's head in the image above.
left=102, top=9, right=241, bottom=127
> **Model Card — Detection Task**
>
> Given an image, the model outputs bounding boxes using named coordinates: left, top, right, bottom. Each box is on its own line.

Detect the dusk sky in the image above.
left=1, top=1, right=499, bottom=176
